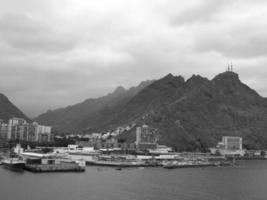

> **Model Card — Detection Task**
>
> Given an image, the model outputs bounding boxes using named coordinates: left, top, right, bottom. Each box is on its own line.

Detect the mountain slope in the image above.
left=0, top=93, right=30, bottom=122
left=36, top=71, right=267, bottom=150
left=137, top=71, right=267, bottom=150
left=73, top=73, right=187, bottom=132
left=35, top=80, right=154, bottom=132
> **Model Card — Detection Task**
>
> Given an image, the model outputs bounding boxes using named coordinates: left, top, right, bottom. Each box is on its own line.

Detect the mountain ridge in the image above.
left=0, top=93, right=30, bottom=123
left=35, top=80, right=154, bottom=132
left=36, top=71, right=267, bottom=150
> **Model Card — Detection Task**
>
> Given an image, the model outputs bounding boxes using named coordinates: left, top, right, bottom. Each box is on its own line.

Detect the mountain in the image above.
left=130, top=71, right=267, bottom=151
left=0, top=93, right=30, bottom=122
left=35, top=80, right=154, bottom=133
left=36, top=71, right=267, bottom=150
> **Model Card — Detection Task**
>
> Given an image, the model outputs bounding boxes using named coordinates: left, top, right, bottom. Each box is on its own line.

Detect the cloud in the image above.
left=194, top=21, right=267, bottom=58
left=0, top=0, right=267, bottom=117
left=0, top=13, right=76, bottom=53
left=171, top=0, right=230, bottom=25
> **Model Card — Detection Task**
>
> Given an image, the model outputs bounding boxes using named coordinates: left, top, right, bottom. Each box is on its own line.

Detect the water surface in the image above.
left=0, top=160, right=267, bottom=200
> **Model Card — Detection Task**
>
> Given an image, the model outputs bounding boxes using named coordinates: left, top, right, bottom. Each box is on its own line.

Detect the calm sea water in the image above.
left=0, top=160, right=267, bottom=200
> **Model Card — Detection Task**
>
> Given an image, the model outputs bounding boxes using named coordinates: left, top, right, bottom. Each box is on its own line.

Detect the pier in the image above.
left=24, top=162, right=85, bottom=172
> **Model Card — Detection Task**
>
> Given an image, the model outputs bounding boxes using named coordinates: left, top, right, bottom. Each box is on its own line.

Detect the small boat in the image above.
left=2, top=157, right=25, bottom=171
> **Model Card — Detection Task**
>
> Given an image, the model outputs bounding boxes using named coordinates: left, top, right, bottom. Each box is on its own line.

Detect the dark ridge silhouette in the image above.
left=36, top=71, right=267, bottom=150
left=0, top=93, right=30, bottom=123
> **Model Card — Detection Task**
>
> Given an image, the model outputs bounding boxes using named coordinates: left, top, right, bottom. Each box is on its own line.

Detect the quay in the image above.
left=86, top=160, right=145, bottom=167
left=236, top=157, right=267, bottom=160
left=0, top=144, right=237, bottom=172
left=24, top=162, right=85, bottom=172
left=20, top=151, right=86, bottom=173
left=162, top=160, right=232, bottom=169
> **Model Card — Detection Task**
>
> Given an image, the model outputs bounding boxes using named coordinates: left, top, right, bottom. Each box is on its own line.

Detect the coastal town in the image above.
left=1, top=0, right=267, bottom=199
left=0, top=117, right=266, bottom=172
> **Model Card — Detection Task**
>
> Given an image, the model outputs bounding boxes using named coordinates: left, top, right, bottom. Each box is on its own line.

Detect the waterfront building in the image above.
left=210, top=136, right=245, bottom=156
left=222, top=136, right=242, bottom=150
left=149, top=145, right=173, bottom=154
left=0, top=120, right=8, bottom=140
left=135, top=125, right=158, bottom=151
left=32, top=122, right=52, bottom=142
left=7, top=118, right=28, bottom=140
left=4, top=117, right=52, bottom=143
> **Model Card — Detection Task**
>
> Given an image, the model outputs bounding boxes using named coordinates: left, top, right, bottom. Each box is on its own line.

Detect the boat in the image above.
left=2, top=157, right=25, bottom=171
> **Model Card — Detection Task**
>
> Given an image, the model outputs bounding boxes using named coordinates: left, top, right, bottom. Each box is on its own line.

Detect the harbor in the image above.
left=0, top=127, right=265, bottom=172
left=0, top=0, right=266, bottom=199
left=1, top=121, right=267, bottom=173
left=0, top=145, right=86, bottom=173
left=0, top=143, right=234, bottom=173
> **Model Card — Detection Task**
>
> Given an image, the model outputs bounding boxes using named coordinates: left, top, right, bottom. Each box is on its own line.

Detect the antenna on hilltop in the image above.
left=227, top=62, right=234, bottom=72
left=230, top=62, right=233, bottom=72
left=227, top=64, right=230, bottom=72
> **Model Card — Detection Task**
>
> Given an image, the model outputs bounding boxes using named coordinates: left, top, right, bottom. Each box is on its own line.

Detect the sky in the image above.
left=1, top=0, right=267, bottom=118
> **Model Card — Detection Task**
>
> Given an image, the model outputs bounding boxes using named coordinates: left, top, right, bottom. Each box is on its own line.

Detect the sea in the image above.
left=0, top=160, right=267, bottom=200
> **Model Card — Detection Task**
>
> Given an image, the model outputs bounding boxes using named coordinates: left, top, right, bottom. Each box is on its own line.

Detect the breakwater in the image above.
left=24, top=162, right=85, bottom=172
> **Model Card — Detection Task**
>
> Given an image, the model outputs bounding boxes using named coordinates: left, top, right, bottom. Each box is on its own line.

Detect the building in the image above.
left=210, top=136, right=244, bottom=156
left=148, top=145, right=173, bottom=154
left=7, top=118, right=28, bottom=140
left=32, top=122, right=52, bottom=142
left=0, top=119, right=8, bottom=140
left=214, top=136, right=243, bottom=151
left=135, top=125, right=158, bottom=151
left=4, top=117, right=52, bottom=143
left=222, top=136, right=242, bottom=150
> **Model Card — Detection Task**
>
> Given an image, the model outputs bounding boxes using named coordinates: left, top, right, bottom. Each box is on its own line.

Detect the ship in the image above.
left=2, top=157, right=25, bottom=171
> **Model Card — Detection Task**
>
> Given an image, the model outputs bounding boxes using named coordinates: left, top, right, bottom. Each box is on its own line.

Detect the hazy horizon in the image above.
left=1, top=0, right=267, bottom=117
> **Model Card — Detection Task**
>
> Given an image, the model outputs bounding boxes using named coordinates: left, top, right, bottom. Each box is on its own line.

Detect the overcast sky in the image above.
left=1, top=0, right=267, bottom=118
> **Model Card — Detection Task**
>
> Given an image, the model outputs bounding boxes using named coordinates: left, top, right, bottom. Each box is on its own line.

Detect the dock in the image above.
left=24, top=162, right=85, bottom=172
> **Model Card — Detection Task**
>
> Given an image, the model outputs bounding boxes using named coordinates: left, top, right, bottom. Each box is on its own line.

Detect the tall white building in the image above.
left=7, top=118, right=28, bottom=140
left=31, top=122, right=52, bottom=142
left=210, top=136, right=244, bottom=156
left=135, top=125, right=158, bottom=150
left=0, top=119, right=8, bottom=140
left=6, top=118, right=52, bottom=142
left=222, top=136, right=242, bottom=150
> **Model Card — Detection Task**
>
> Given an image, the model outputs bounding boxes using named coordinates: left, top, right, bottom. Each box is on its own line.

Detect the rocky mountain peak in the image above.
left=212, top=71, right=240, bottom=84
left=211, top=71, right=260, bottom=98
left=152, top=73, right=185, bottom=89
left=113, top=86, right=126, bottom=95
left=35, top=71, right=267, bottom=150
left=186, top=74, right=209, bottom=88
